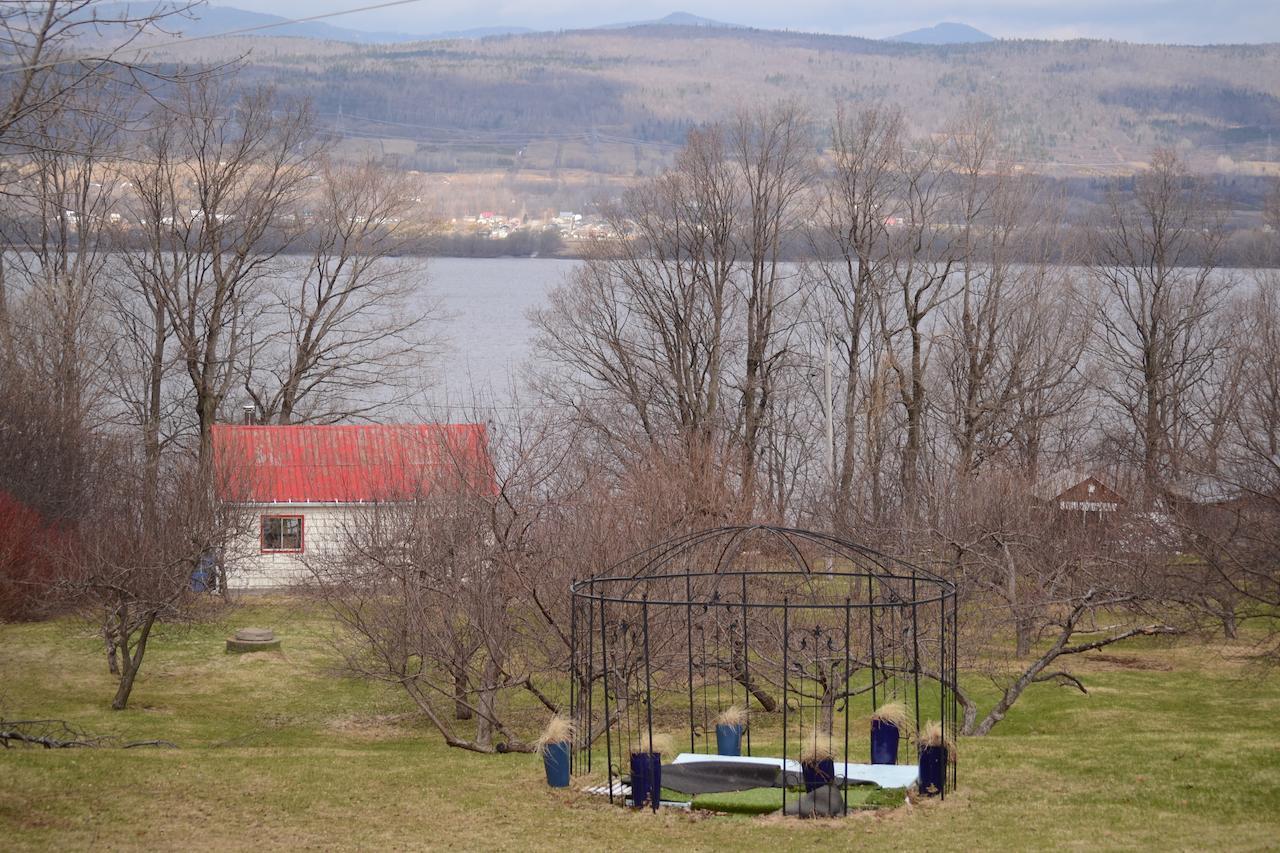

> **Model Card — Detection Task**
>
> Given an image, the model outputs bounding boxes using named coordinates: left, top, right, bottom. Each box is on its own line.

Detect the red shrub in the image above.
left=0, top=491, right=65, bottom=621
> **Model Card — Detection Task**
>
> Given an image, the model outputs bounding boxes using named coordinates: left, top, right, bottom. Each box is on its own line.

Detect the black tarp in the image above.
left=657, top=760, right=788, bottom=795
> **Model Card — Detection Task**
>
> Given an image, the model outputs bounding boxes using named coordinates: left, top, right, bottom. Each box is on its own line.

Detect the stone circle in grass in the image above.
left=226, top=627, right=281, bottom=653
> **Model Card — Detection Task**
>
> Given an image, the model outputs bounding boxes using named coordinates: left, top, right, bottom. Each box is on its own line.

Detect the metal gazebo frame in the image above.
left=568, top=525, right=958, bottom=813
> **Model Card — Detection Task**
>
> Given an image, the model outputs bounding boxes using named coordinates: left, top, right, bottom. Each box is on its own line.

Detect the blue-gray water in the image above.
left=416, top=257, right=1262, bottom=416
left=427, top=257, right=579, bottom=411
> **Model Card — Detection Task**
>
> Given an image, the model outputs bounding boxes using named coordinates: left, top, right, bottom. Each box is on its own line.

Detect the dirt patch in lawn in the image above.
left=1082, top=653, right=1173, bottom=671
left=325, top=713, right=418, bottom=740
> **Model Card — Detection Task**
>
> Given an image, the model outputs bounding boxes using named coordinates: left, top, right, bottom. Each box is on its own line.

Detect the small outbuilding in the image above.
left=212, top=423, right=495, bottom=589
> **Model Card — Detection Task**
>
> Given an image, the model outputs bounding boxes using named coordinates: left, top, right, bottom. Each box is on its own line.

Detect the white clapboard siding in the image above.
left=229, top=503, right=355, bottom=589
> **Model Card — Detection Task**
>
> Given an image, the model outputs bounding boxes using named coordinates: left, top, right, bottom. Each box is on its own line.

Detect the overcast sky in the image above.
left=215, top=0, right=1280, bottom=43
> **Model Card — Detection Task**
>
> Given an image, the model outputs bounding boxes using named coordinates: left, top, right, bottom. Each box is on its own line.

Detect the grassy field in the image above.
left=1, top=599, right=1278, bottom=851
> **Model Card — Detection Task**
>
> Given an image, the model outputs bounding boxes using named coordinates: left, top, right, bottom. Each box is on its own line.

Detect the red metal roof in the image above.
left=212, top=423, right=496, bottom=503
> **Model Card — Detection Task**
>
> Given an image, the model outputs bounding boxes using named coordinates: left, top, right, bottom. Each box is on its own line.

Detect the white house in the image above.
left=212, top=423, right=495, bottom=589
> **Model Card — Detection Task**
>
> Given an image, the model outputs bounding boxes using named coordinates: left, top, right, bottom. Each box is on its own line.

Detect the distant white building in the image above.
left=212, top=423, right=495, bottom=589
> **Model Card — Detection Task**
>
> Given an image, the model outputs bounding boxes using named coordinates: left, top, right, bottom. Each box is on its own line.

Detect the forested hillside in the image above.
left=143, top=26, right=1280, bottom=178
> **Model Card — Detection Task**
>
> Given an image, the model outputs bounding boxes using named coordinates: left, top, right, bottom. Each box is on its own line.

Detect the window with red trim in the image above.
left=261, top=515, right=304, bottom=553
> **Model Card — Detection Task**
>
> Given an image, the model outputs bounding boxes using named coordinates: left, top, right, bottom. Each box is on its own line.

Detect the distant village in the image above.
left=443, top=210, right=619, bottom=242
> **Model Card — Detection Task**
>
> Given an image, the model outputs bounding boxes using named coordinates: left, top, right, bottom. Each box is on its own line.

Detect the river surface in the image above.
left=417, top=257, right=1267, bottom=413
left=426, top=257, right=579, bottom=410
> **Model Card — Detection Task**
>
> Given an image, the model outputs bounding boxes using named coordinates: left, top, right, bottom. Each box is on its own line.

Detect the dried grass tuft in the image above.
left=916, top=720, right=957, bottom=761
left=871, top=701, right=914, bottom=734
left=534, top=714, right=574, bottom=756
left=632, top=731, right=674, bottom=756
left=715, top=704, right=749, bottom=728
left=799, top=732, right=835, bottom=765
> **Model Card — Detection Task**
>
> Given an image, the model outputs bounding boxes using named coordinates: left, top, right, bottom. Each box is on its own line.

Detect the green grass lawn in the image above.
left=691, top=784, right=906, bottom=814
left=2, top=599, right=1278, bottom=851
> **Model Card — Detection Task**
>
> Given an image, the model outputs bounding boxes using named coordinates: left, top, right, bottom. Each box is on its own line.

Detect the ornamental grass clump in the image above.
left=632, top=731, right=674, bottom=756
left=870, top=701, right=914, bottom=735
left=534, top=714, right=575, bottom=756
left=917, top=721, right=957, bottom=760
left=799, top=732, right=838, bottom=794
left=715, top=705, right=749, bottom=729
left=799, top=733, right=835, bottom=766
left=915, top=720, right=955, bottom=797
left=629, top=731, right=672, bottom=809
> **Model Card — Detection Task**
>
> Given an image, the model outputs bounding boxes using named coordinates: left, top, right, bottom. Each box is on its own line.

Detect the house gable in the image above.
left=1032, top=470, right=1126, bottom=514
left=1052, top=476, right=1125, bottom=509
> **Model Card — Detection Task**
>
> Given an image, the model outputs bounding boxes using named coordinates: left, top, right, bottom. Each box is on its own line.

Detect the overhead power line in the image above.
left=134, top=0, right=432, bottom=50
left=0, top=0, right=432, bottom=77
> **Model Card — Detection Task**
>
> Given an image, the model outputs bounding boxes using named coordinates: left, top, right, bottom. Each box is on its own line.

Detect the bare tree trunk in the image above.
left=143, top=295, right=165, bottom=503
left=819, top=680, right=836, bottom=737
left=452, top=660, right=473, bottom=721
left=111, top=610, right=157, bottom=711
left=724, top=637, right=778, bottom=712
left=103, top=621, right=119, bottom=676
left=1002, top=541, right=1034, bottom=657
left=473, top=658, right=502, bottom=749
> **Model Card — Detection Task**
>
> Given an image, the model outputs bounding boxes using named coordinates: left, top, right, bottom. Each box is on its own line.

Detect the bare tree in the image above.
left=878, top=135, right=960, bottom=511
left=57, top=452, right=245, bottom=709
left=306, top=428, right=553, bottom=753
left=244, top=158, right=441, bottom=424
left=1168, top=283, right=1280, bottom=650
left=806, top=104, right=903, bottom=524
left=533, top=128, right=738, bottom=460
left=934, top=471, right=1177, bottom=734
left=534, top=109, right=812, bottom=515
left=120, top=80, right=314, bottom=462
left=1089, top=148, right=1229, bottom=498
left=0, top=1, right=199, bottom=156
left=935, top=126, right=1089, bottom=479
left=0, top=83, right=126, bottom=435
left=730, top=105, right=813, bottom=511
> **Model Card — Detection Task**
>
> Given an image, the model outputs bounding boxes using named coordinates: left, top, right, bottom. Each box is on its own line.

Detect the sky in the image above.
left=214, top=0, right=1280, bottom=44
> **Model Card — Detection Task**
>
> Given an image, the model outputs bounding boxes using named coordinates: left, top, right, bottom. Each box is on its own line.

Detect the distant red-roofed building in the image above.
left=212, top=423, right=496, bottom=588
left=1032, top=469, right=1125, bottom=523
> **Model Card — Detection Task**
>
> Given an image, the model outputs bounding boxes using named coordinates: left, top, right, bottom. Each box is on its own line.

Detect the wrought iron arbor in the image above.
left=568, top=525, right=959, bottom=809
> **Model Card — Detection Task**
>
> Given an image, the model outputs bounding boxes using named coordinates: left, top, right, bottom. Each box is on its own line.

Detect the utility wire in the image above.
left=132, top=0, right=432, bottom=50
left=0, top=0, right=432, bottom=77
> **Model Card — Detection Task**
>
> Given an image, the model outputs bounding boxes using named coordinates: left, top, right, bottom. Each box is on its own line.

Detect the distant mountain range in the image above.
left=887, top=22, right=995, bottom=44
left=138, top=5, right=741, bottom=44
left=593, top=12, right=740, bottom=31
left=106, top=5, right=999, bottom=46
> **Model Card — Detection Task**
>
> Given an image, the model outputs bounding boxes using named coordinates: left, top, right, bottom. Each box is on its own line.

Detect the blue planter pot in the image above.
left=542, top=741, right=571, bottom=788
left=715, top=723, right=743, bottom=756
left=918, top=745, right=947, bottom=797
left=870, top=719, right=900, bottom=764
left=802, top=757, right=835, bottom=792
left=629, top=752, right=662, bottom=809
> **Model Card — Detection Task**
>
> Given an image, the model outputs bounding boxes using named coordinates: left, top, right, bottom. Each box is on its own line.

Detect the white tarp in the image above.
left=672, top=752, right=802, bottom=773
